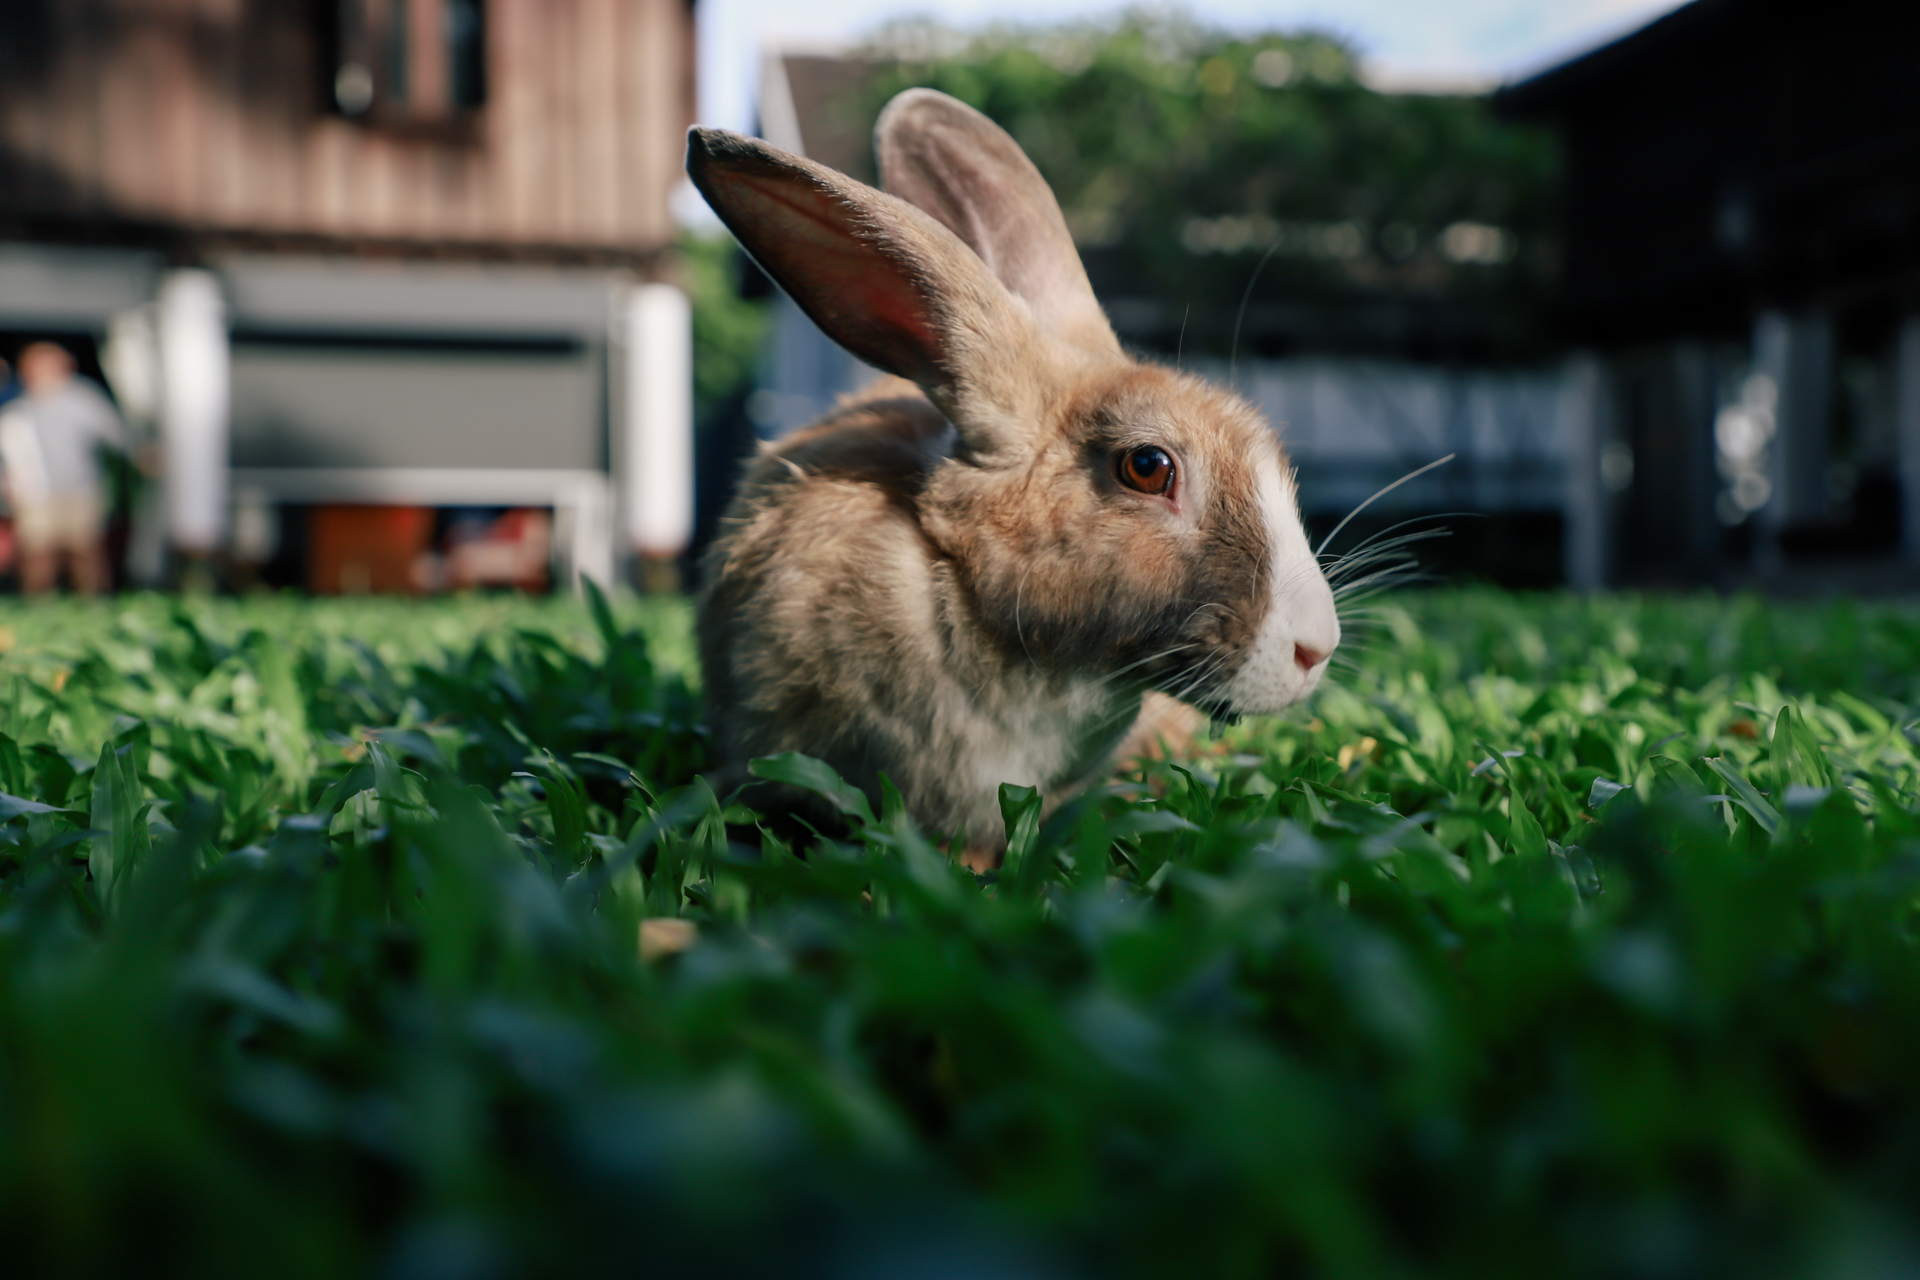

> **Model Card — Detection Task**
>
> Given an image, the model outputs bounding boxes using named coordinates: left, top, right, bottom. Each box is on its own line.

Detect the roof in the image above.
left=1495, top=1, right=1719, bottom=115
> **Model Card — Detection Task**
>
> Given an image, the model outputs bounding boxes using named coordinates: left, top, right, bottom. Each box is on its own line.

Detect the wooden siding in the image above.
left=0, top=0, right=694, bottom=256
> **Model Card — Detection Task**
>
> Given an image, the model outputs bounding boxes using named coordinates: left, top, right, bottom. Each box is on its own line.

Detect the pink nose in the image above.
left=1294, top=643, right=1327, bottom=672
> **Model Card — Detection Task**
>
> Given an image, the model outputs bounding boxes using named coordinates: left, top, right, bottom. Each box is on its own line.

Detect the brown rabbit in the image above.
left=687, top=89, right=1338, bottom=858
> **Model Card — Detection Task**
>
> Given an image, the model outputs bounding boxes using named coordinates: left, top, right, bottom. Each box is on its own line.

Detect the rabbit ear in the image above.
left=875, top=89, right=1120, bottom=358
left=687, top=126, right=1041, bottom=460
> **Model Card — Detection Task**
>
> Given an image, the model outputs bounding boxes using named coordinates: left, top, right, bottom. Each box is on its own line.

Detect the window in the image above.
left=331, top=0, right=486, bottom=123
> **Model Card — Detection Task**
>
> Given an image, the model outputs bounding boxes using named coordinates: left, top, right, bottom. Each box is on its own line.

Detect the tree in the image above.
left=682, top=230, right=770, bottom=427
left=853, top=14, right=1561, bottom=362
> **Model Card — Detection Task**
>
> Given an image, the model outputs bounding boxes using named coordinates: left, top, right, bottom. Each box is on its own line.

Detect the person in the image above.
left=0, top=343, right=130, bottom=595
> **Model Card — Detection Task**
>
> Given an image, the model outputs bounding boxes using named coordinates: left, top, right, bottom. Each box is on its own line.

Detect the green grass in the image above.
left=2, top=588, right=1919, bottom=1278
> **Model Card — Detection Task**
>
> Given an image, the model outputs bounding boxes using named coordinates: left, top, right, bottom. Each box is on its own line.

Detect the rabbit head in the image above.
left=687, top=90, right=1336, bottom=810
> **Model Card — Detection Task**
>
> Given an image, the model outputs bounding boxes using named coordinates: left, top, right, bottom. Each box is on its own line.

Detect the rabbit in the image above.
left=686, top=88, right=1339, bottom=860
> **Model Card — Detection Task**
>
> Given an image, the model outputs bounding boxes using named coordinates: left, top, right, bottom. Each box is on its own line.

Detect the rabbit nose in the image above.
left=1294, top=643, right=1327, bottom=672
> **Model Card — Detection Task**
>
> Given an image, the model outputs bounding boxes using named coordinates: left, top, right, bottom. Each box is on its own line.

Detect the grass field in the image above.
left=2, top=588, right=1919, bottom=1278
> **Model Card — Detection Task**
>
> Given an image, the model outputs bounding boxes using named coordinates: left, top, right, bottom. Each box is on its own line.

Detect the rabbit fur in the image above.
left=687, top=89, right=1339, bottom=855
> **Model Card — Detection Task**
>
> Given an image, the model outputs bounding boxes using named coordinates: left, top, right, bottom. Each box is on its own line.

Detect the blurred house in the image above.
left=1499, top=0, right=1920, bottom=590
left=741, top=40, right=1577, bottom=586
left=0, top=0, right=696, bottom=592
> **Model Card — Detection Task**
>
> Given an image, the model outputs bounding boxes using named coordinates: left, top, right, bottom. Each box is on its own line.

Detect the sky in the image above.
left=694, top=0, right=1690, bottom=136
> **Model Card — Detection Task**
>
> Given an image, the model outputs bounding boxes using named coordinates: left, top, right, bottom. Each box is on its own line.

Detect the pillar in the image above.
left=1560, top=351, right=1610, bottom=589
left=1896, top=315, right=1920, bottom=564
left=157, top=269, right=230, bottom=555
left=1752, top=310, right=1832, bottom=568
left=618, top=281, right=693, bottom=590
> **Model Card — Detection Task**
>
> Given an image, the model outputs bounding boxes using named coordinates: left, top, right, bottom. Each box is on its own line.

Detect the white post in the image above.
left=562, top=475, right=616, bottom=593
left=100, top=304, right=169, bottom=585
left=1896, top=315, right=1920, bottom=564
left=157, top=269, right=230, bottom=554
left=100, top=306, right=161, bottom=426
left=619, top=281, right=694, bottom=587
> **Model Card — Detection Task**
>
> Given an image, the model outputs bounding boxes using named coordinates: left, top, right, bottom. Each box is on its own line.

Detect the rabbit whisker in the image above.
left=1229, top=234, right=1287, bottom=392
left=1325, top=539, right=1439, bottom=584
left=1320, top=512, right=1468, bottom=565
left=1335, top=586, right=1426, bottom=615
left=1313, top=455, right=1457, bottom=559
left=1014, top=561, right=1038, bottom=665
left=1333, top=563, right=1432, bottom=594
left=1335, top=568, right=1436, bottom=602
left=1322, top=530, right=1449, bottom=585
left=1084, top=644, right=1203, bottom=698
left=1170, top=646, right=1235, bottom=708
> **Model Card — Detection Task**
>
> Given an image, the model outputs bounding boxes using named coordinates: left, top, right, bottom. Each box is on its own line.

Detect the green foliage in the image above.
left=2, top=589, right=1919, bottom=1277
left=682, top=230, right=771, bottom=424
left=855, top=13, right=1561, bottom=357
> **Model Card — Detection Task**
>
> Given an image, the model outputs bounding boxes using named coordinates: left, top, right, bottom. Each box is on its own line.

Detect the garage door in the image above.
left=229, top=338, right=604, bottom=472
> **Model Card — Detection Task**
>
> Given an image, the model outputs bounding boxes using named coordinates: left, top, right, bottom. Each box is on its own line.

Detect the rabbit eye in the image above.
left=1118, top=445, right=1176, bottom=496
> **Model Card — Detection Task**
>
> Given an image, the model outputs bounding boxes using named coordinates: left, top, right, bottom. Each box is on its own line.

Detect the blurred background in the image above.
left=0, top=0, right=1913, bottom=597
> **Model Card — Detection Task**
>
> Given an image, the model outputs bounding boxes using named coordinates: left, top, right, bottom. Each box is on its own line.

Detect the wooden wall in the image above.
left=0, top=0, right=695, bottom=257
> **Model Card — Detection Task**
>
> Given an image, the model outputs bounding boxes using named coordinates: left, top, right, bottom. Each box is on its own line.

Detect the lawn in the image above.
left=2, top=588, right=1918, bottom=1278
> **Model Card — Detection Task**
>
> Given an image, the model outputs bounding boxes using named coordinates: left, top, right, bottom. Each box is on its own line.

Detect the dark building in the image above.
left=1499, top=0, right=1920, bottom=589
